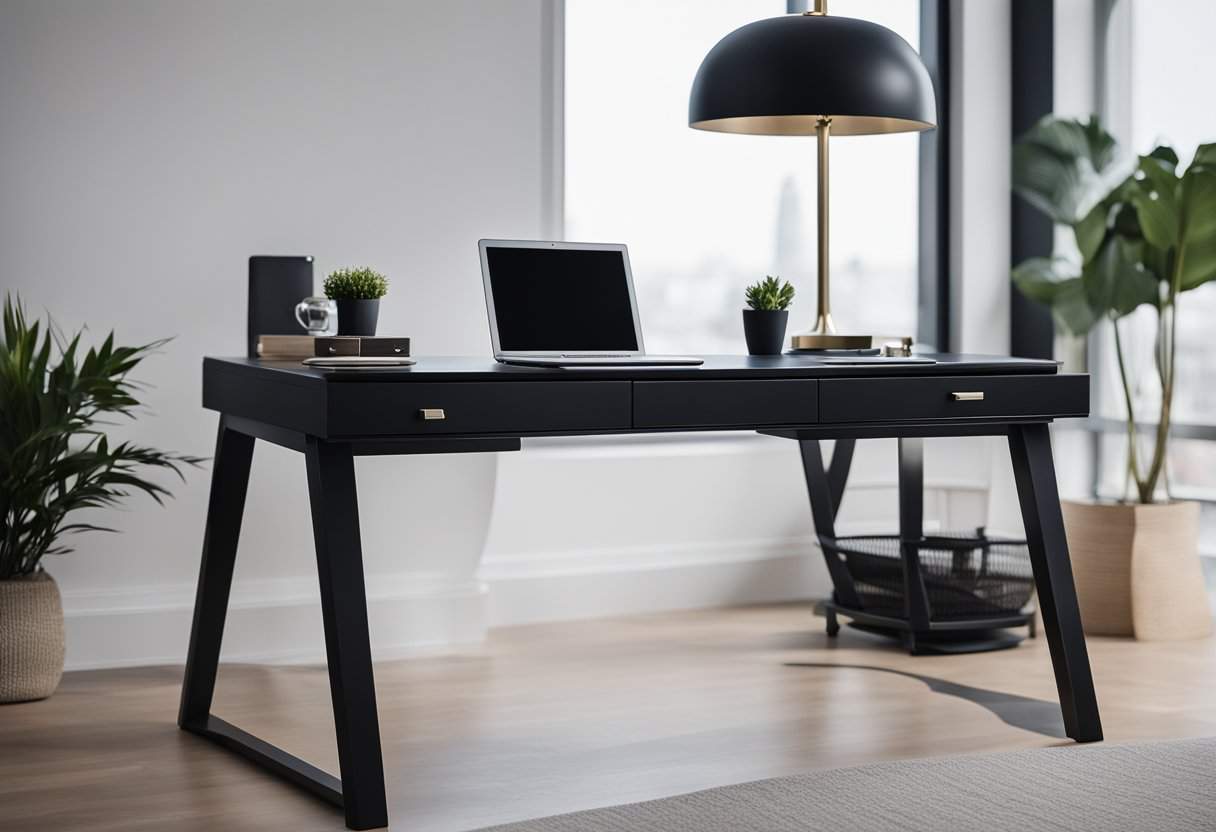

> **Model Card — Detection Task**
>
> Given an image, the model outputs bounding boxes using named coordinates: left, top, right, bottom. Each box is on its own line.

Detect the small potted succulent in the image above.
left=324, top=267, right=389, bottom=336
left=0, top=296, right=200, bottom=702
left=743, top=275, right=795, bottom=355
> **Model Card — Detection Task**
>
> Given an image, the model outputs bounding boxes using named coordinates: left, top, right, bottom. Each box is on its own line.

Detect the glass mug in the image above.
left=295, top=296, right=336, bottom=335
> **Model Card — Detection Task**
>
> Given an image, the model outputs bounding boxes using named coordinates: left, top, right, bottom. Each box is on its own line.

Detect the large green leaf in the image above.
left=1074, top=202, right=1109, bottom=262
left=1177, top=167, right=1216, bottom=290
left=1191, top=142, right=1216, bottom=168
left=1012, top=257, right=1099, bottom=335
left=1131, top=155, right=1181, bottom=251
left=1083, top=236, right=1160, bottom=317
left=1012, top=116, right=1134, bottom=225
left=1148, top=145, right=1180, bottom=170
left=1012, top=257, right=1078, bottom=302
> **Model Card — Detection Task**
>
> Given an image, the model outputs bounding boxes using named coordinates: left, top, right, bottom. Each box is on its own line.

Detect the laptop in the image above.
left=479, top=239, right=703, bottom=367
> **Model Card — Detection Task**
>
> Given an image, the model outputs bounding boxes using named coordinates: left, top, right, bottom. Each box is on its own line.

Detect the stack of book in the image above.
left=257, top=335, right=411, bottom=359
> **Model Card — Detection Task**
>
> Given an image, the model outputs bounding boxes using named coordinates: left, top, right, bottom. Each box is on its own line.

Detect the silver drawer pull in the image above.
left=420, top=408, right=446, bottom=421
left=951, top=391, right=984, bottom=402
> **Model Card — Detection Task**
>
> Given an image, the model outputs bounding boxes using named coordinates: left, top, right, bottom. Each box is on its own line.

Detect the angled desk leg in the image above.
left=179, top=419, right=254, bottom=728
left=179, top=421, right=389, bottom=830
left=1008, top=423, right=1103, bottom=743
left=897, top=438, right=933, bottom=653
left=305, top=438, right=388, bottom=830
left=799, top=439, right=862, bottom=622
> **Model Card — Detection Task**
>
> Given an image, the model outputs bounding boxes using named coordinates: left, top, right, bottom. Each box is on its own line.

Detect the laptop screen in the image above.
left=485, top=246, right=640, bottom=352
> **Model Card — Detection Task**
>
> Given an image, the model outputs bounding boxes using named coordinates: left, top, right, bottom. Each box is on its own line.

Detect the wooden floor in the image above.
left=3, top=604, right=1216, bottom=832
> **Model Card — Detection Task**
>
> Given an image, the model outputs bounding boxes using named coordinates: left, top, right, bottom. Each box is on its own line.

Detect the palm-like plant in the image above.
left=0, top=295, right=202, bottom=579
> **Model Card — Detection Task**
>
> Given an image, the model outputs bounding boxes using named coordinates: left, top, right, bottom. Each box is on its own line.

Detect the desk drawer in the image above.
left=818, top=374, right=1088, bottom=423
left=633, top=379, right=818, bottom=429
left=326, top=381, right=631, bottom=436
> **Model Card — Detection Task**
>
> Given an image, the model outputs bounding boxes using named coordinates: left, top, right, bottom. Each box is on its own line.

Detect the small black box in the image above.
left=357, top=337, right=410, bottom=357
left=313, top=337, right=361, bottom=357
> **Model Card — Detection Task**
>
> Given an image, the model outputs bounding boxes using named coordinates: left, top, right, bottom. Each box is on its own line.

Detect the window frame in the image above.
left=1068, top=0, right=1216, bottom=504
left=549, top=0, right=953, bottom=353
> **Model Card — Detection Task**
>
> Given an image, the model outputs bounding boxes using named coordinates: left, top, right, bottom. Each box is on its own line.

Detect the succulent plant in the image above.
left=745, top=275, right=795, bottom=311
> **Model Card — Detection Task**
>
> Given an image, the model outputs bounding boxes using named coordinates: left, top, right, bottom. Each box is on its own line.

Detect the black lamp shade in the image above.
left=689, top=14, right=936, bottom=136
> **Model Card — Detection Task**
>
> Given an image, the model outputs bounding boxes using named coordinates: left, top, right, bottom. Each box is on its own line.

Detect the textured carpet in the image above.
left=475, top=737, right=1216, bottom=831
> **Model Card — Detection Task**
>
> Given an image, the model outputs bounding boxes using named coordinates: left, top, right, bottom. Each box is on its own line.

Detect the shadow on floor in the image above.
left=785, top=662, right=1067, bottom=739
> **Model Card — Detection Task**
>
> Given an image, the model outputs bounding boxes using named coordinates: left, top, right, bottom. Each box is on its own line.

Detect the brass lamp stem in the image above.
left=788, top=0, right=874, bottom=350
left=813, top=117, right=834, bottom=335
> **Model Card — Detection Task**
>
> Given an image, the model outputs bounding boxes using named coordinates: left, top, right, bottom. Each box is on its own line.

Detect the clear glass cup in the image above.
left=295, top=296, right=336, bottom=335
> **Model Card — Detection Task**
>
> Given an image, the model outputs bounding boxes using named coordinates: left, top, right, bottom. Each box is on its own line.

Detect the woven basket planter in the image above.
left=1063, top=499, right=1212, bottom=641
left=0, top=571, right=65, bottom=703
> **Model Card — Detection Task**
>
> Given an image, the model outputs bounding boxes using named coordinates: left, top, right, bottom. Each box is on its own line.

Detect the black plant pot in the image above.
left=742, top=309, right=788, bottom=355
left=335, top=299, right=380, bottom=336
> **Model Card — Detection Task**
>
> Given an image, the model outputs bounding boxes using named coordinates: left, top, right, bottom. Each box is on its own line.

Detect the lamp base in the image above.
left=789, top=332, right=873, bottom=350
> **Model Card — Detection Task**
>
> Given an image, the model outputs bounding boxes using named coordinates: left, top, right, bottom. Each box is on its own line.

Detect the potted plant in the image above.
left=324, top=267, right=389, bottom=336
left=1011, top=115, right=1216, bottom=640
left=0, top=296, right=200, bottom=701
left=743, top=275, right=795, bottom=355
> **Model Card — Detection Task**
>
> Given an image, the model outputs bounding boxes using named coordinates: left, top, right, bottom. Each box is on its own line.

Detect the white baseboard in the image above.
left=61, top=574, right=487, bottom=671
left=58, top=488, right=986, bottom=669
left=481, top=536, right=833, bottom=627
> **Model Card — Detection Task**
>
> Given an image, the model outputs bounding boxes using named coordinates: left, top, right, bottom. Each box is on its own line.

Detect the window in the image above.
left=564, top=1, right=923, bottom=355
left=1093, top=0, right=1216, bottom=503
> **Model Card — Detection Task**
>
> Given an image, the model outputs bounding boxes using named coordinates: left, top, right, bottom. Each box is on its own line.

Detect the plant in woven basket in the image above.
left=744, top=275, right=795, bottom=311
left=0, top=295, right=203, bottom=580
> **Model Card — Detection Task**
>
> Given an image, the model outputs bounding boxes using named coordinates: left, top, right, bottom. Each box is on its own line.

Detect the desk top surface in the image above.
left=206, top=354, right=1061, bottom=385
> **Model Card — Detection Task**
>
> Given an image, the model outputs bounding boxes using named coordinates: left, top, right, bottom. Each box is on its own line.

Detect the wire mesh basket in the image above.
left=827, top=529, right=1034, bottom=621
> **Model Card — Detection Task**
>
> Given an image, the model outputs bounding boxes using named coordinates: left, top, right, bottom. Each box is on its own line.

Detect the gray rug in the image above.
left=476, top=737, right=1216, bottom=831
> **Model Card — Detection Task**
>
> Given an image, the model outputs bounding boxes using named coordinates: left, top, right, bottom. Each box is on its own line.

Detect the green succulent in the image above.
left=323, top=267, right=389, bottom=301
left=745, top=275, right=795, bottom=311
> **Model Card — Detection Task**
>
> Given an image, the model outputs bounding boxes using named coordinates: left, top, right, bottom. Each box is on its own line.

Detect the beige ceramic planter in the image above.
left=1062, top=500, right=1211, bottom=640
left=0, top=571, right=65, bottom=702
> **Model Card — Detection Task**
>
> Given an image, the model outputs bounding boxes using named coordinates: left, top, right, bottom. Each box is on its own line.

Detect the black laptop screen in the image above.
left=486, top=246, right=640, bottom=352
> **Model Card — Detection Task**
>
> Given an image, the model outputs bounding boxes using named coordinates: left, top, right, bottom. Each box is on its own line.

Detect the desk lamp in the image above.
left=689, top=0, right=936, bottom=350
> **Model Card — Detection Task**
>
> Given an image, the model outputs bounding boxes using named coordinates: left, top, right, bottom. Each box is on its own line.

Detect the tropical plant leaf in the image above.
left=1147, top=145, right=1180, bottom=170
left=1083, top=236, right=1160, bottom=317
left=1177, top=168, right=1216, bottom=290
left=1074, top=202, right=1109, bottom=263
left=1012, top=257, right=1099, bottom=335
left=1012, top=116, right=1134, bottom=225
left=1191, top=142, right=1216, bottom=168
left=1131, top=154, right=1181, bottom=251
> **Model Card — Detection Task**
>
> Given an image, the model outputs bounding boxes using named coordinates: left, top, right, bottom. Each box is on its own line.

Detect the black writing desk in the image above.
left=181, top=354, right=1099, bottom=830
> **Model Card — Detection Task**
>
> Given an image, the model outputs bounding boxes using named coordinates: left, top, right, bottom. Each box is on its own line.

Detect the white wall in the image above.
left=1, top=0, right=548, bottom=668
left=3, top=0, right=1005, bottom=669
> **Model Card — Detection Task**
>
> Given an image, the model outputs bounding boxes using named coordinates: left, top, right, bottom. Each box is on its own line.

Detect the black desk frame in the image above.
left=180, top=359, right=1102, bottom=830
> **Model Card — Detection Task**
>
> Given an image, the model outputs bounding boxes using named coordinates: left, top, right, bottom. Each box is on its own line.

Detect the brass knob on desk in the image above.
left=420, top=408, right=446, bottom=420
left=951, top=391, right=984, bottom=402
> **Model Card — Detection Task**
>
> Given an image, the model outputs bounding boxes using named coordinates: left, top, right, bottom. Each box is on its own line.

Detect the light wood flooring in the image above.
left=3, top=603, right=1216, bottom=831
